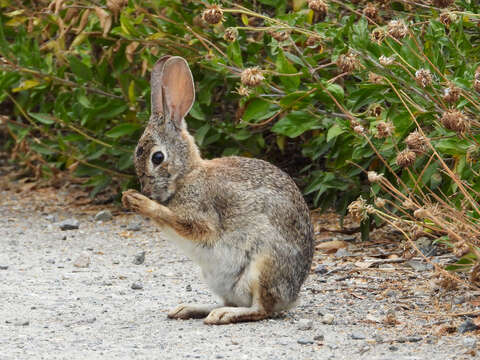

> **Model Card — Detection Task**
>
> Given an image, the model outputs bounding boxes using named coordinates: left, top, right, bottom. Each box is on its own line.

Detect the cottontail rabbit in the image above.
left=122, top=56, right=314, bottom=325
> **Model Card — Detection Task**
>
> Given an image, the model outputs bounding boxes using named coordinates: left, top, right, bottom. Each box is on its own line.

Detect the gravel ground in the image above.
left=0, top=185, right=478, bottom=360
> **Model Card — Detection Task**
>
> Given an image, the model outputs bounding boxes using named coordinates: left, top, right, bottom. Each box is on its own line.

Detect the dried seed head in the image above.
left=474, top=80, right=480, bottom=93
left=440, top=109, right=470, bottom=133
left=270, top=30, right=289, bottom=42
left=379, top=55, right=395, bottom=66
left=240, top=67, right=265, bottom=87
left=387, top=19, right=408, bottom=40
left=308, top=0, right=328, bottom=15
left=402, top=198, right=416, bottom=210
left=368, top=171, right=384, bottom=183
left=305, top=35, right=321, bottom=47
left=235, top=85, right=251, bottom=97
left=374, top=197, right=386, bottom=208
left=475, top=66, right=480, bottom=81
left=353, top=125, right=366, bottom=135
left=375, top=121, right=395, bottom=138
left=363, top=3, right=378, bottom=19
left=336, top=53, right=360, bottom=73
left=432, top=0, right=455, bottom=8
left=453, top=240, right=470, bottom=257
left=415, top=69, right=433, bottom=88
left=348, top=196, right=369, bottom=222
left=202, top=5, right=223, bottom=25
left=368, top=72, right=383, bottom=84
left=223, top=27, right=238, bottom=42
left=413, top=207, right=428, bottom=219
left=439, top=11, right=457, bottom=26
left=443, top=86, right=460, bottom=103
left=396, top=149, right=416, bottom=168
left=405, top=130, right=429, bottom=154
left=370, top=28, right=385, bottom=44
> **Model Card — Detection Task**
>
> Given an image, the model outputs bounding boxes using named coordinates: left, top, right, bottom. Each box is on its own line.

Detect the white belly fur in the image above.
left=160, top=227, right=253, bottom=307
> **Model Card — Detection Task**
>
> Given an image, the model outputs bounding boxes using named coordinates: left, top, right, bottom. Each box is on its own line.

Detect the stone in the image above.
left=313, top=334, right=324, bottom=341
left=45, top=214, right=57, bottom=223
left=133, top=251, right=145, bottom=265
left=131, top=281, right=143, bottom=290
left=186, top=284, right=192, bottom=292
left=0, top=265, right=8, bottom=270
left=463, top=336, right=477, bottom=348
left=47, top=259, right=55, bottom=264
left=453, top=296, right=466, bottom=305
left=127, top=220, right=142, bottom=231
left=94, top=210, right=113, bottom=222
left=351, top=332, right=366, bottom=340
left=297, top=318, right=313, bottom=331
left=73, top=252, right=90, bottom=268
left=322, top=314, right=334, bottom=325
left=297, top=338, right=314, bottom=345
left=335, top=248, right=352, bottom=258
left=14, top=319, right=29, bottom=326
left=458, top=319, right=478, bottom=334
left=406, top=260, right=433, bottom=272
left=58, top=218, right=80, bottom=231
left=314, top=264, right=328, bottom=274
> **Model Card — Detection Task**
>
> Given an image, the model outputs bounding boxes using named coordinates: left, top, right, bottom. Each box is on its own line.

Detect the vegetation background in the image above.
left=0, top=0, right=479, bottom=282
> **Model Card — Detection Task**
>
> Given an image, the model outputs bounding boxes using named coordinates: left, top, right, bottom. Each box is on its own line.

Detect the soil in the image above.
left=0, top=160, right=479, bottom=359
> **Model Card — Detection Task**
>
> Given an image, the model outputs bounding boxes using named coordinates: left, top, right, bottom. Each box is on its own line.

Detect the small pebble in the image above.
left=14, top=319, right=29, bottom=326
left=133, top=251, right=146, bottom=265
left=297, top=338, right=314, bottom=345
left=47, top=259, right=55, bottom=264
left=131, top=281, right=143, bottom=290
left=0, top=265, right=8, bottom=270
left=463, top=336, right=477, bottom=348
left=314, top=264, right=328, bottom=274
left=186, top=284, right=192, bottom=292
left=113, top=260, right=120, bottom=265
left=73, top=252, right=91, bottom=268
left=45, top=214, right=57, bottom=223
left=61, top=235, right=67, bottom=241
left=322, top=314, right=334, bottom=325
left=389, top=345, right=398, bottom=351
left=453, top=296, right=466, bottom=305
left=297, top=318, right=313, bottom=331
left=94, top=210, right=113, bottom=222
left=58, top=218, right=80, bottom=231
left=127, top=221, right=142, bottom=231
left=458, top=319, right=478, bottom=334
left=351, top=332, right=366, bottom=340
left=313, top=334, right=324, bottom=341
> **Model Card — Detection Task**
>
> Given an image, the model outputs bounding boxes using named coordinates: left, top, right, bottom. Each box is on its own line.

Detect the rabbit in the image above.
left=122, top=55, right=314, bottom=325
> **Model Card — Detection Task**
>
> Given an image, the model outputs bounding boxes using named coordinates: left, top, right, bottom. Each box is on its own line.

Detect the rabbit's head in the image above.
left=134, top=56, right=199, bottom=203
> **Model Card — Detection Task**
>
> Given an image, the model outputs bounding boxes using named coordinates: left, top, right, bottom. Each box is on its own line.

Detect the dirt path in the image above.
left=0, top=181, right=477, bottom=359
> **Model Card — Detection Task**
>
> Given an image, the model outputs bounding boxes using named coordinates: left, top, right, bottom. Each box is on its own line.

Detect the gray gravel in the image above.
left=0, top=189, right=477, bottom=359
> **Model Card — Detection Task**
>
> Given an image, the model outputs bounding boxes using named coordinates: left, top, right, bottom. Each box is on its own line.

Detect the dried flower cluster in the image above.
left=305, top=35, right=321, bottom=47
left=270, top=30, right=289, bottom=42
left=375, top=121, right=395, bottom=138
left=368, top=171, right=384, bottom=183
left=223, top=27, right=238, bottom=42
left=336, top=52, right=360, bottom=73
left=443, top=86, right=460, bottom=103
left=370, top=28, right=385, bottom=44
left=235, top=85, right=251, bottom=96
left=440, top=109, right=470, bottom=133
left=379, top=55, right=395, bottom=66
left=439, top=11, right=457, bottom=26
left=202, top=5, right=223, bottom=25
left=396, top=148, right=416, bottom=168
left=368, top=72, right=383, bottom=84
left=308, top=0, right=328, bottom=15
left=353, top=124, right=366, bottom=135
left=240, top=67, right=265, bottom=87
left=474, top=67, right=480, bottom=93
left=415, top=69, right=433, bottom=88
left=374, top=197, right=386, bottom=208
left=363, top=3, right=378, bottom=20
left=432, top=0, right=455, bottom=8
left=387, top=19, right=408, bottom=40
left=405, top=130, right=428, bottom=154
left=348, top=196, right=369, bottom=222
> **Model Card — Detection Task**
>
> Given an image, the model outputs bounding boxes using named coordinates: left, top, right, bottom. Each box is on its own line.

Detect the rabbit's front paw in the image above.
left=122, top=189, right=158, bottom=216
left=168, top=304, right=217, bottom=320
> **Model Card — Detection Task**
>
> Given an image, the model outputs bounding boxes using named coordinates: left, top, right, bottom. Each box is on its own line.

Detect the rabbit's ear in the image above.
left=151, top=55, right=172, bottom=116
left=161, top=56, right=195, bottom=126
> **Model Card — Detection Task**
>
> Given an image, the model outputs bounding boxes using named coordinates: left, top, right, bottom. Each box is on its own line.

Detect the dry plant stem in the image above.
left=410, top=153, right=435, bottom=195
left=382, top=76, right=480, bottom=216
left=376, top=212, right=477, bottom=290
left=184, top=24, right=226, bottom=58
left=328, top=72, right=349, bottom=84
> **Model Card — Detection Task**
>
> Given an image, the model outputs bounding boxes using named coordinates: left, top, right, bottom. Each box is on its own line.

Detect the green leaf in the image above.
left=275, top=49, right=300, bottom=91
left=68, top=56, right=93, bottom=82
left=271, top=111, right=321, bottom=138
left=326, top=124, right=345, bottom=142
left=227, top=41, right=243, bottom=68
left=105, top=123, right=141, bottom=138
left=28, top=112, right=55, bottom=125
left=242, top=98, right=274, bottom=122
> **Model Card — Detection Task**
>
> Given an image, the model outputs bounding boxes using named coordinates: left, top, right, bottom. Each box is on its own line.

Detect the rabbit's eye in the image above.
left=151, top=151, right=165, bottom=165
left=136, top=147, right=144, bottom=157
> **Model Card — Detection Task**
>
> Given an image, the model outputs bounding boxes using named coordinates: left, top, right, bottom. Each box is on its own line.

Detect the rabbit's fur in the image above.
left=122, top=56, right=314, bottom=325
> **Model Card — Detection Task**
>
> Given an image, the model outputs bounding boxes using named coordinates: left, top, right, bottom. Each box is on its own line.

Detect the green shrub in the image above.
left=0, top=0, right=479, bottom=216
